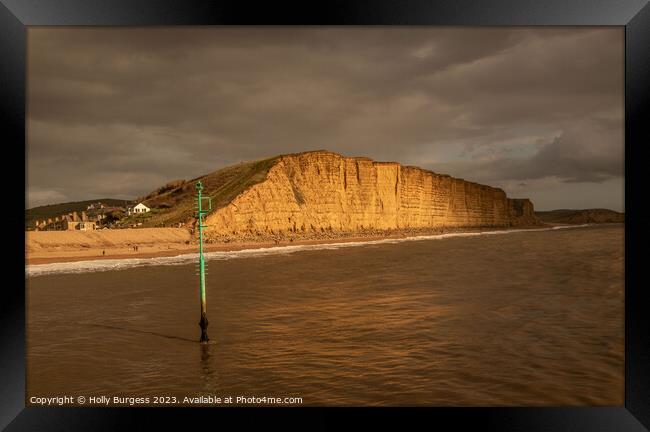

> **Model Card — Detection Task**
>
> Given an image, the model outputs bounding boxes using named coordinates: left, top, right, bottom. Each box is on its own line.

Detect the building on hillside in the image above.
left=127, top=203, right=150, bottom=216
left=34, top=211, right=96, bottom=231
left=86, top=206, right=110, bottom=222
left=86, top=202, right=106, bottom=211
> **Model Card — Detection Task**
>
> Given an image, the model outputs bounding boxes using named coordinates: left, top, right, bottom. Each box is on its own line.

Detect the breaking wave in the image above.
left=26, top=224, right=592, bottom=277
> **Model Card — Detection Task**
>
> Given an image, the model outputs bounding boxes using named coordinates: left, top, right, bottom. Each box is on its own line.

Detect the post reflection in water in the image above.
left=199, top=343, right=218, bottom=394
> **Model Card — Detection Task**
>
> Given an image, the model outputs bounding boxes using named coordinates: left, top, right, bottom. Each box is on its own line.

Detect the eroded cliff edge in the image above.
left=202, top=151, right=538, bottom=241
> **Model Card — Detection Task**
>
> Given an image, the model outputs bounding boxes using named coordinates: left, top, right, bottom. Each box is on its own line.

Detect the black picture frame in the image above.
left=3, top=1, right=649, bottom=430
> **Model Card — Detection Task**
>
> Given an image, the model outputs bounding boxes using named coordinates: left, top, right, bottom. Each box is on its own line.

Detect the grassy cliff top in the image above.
left=138, top=156, right=280, bottom=227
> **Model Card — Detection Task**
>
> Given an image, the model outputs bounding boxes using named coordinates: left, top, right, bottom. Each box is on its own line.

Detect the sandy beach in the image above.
left=25, top=225, right=549, bottom=265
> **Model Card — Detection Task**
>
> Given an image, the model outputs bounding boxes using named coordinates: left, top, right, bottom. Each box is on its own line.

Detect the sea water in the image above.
left=26, top=224, right=623, bottom=406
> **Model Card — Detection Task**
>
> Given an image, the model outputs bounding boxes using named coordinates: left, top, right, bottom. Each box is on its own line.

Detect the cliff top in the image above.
left=278, top=150, right=486, bottom=186
left=280, top=149, right=374, bottom=162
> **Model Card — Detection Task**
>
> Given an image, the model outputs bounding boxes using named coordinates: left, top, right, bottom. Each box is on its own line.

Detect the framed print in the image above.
left=3, top=0, right=650, bottom=430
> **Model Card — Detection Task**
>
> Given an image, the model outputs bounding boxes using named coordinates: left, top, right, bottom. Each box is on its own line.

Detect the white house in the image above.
left=128, top=203, right=150, bottom=215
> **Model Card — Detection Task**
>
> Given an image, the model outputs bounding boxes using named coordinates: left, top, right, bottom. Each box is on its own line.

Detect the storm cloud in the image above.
left=27, top=27, right=624, bottom=211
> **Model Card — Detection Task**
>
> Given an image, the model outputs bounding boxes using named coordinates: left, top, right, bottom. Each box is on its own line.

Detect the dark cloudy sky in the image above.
left=27, top=27, right=624, bottom=211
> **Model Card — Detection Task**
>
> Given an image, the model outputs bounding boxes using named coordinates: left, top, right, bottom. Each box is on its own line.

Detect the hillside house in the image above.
left=86, top=206, right=112, bottom=222
left=86, top=202, right=105, bottom=211
left=127, top=203, right=150, bottom=216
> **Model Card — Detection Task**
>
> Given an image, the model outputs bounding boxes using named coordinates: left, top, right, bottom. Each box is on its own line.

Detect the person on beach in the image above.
left=102, top=250, right=105, bottom=256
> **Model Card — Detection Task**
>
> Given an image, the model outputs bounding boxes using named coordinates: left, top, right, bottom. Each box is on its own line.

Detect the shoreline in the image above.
left=23, top=223, right=606, bottom=266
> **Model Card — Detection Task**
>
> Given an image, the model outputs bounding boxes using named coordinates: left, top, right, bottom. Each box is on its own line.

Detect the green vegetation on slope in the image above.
left=139, top=156, right=280, bottom=227
left=25, top=198, right=133, bottom=229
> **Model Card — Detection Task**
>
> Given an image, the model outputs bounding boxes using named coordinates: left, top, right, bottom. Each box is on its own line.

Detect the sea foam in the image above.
left=26, top=224, right=592, bottom=277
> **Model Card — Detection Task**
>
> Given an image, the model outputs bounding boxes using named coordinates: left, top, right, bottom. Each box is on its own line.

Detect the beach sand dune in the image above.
left=26, top=228, right=194, bottom=263
left=25, top=227, right=408, bottom=264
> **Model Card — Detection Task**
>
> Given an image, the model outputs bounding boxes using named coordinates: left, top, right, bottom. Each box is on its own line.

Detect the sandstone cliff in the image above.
left=201, top=151, right=538, bottom=240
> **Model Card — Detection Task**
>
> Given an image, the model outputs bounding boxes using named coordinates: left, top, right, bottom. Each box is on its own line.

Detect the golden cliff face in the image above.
left=203, top=151, right=537, bottom=238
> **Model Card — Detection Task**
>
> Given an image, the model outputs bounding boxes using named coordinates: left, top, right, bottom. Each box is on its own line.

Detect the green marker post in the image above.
left=195, top=181, right=212, bottom=343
